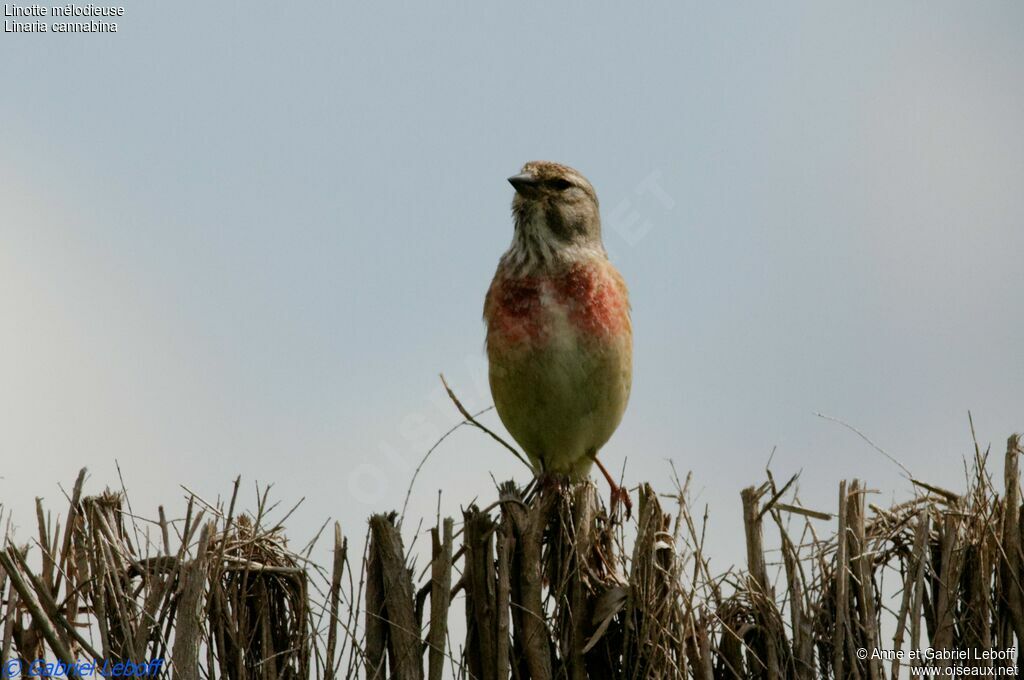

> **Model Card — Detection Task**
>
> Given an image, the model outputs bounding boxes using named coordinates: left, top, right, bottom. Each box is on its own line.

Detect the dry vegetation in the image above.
left=1, top=431, right=1022, bottom=679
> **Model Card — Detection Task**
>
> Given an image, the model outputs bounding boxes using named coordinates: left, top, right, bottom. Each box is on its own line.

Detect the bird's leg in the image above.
left=590, top=453, right=632, bottom=519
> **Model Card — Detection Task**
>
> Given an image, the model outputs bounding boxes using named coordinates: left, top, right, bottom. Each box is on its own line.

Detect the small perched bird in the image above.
left=484, top=161, right=633, bottom=513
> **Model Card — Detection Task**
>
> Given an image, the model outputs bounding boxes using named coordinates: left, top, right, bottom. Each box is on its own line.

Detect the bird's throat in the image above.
left=506, top=210, right=604, bottom=276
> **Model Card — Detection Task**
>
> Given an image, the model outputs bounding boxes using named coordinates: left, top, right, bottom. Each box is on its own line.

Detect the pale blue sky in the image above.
left=2, top=3, right=1022, bottom=572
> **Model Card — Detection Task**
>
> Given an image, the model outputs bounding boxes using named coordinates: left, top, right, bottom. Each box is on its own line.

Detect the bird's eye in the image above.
left=548, top=178, right=573, bottom=191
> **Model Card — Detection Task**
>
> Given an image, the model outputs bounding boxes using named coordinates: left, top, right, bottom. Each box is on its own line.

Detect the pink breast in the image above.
left=487, top=263, right=629, bottom=348
left=488, top=275, right=545, bottom=345
left=553, top=264, right=630, bottom=338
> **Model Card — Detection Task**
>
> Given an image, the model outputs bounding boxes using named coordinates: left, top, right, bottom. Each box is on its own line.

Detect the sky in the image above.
left=2, top=3, right=1023, bottom=578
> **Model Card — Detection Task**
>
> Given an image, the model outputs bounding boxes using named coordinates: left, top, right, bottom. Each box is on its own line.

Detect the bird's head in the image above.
left=506, top=161, right=603, bottom=269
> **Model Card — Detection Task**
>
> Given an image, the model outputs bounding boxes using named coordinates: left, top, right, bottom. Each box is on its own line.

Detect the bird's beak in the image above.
left=508, top=172, right=540, bottom=196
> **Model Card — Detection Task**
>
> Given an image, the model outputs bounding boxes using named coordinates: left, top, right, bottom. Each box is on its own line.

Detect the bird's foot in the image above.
left=609, top=483, right=633, bottom=520
left=591, top=455, right=632, bottom=520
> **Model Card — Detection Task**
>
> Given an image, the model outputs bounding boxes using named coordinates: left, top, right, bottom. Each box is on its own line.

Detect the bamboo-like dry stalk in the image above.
left=427, top=517, right=453, bottom=680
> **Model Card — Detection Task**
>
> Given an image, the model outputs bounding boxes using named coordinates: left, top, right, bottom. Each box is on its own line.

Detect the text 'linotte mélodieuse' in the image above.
left=5, top=3, right=124, bottom=33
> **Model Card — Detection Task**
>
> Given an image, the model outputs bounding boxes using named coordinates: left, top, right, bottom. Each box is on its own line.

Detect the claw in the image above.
left=591, top=454, right=631, bottom=520
left=610, top=484, right=633, bottom=520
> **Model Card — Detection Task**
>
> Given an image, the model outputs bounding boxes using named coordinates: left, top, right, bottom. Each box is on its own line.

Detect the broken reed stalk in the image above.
left=1002, top=435, right=1024, bottom=645
left=324, top=522, right=348, bottom=680
left=462, top=506, right=497, bottom=680
left=367, top=513, right=422, bottom=680
left=741, top=484, right=780, bottom=679
left=833, top=479, right=849, bottom=680
left=2, top=430, right=1024, bottom=678
left=170, top=521, right=213, bottom=680
left=425, top=517, right=453, bottom=680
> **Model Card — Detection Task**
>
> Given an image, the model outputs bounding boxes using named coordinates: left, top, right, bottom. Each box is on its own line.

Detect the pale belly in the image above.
left=485, top=269, right=632, bottom=477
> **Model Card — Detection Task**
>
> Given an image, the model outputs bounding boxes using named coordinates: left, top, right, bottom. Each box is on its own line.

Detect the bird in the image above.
left=483, top=161, right=633, bottom=514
